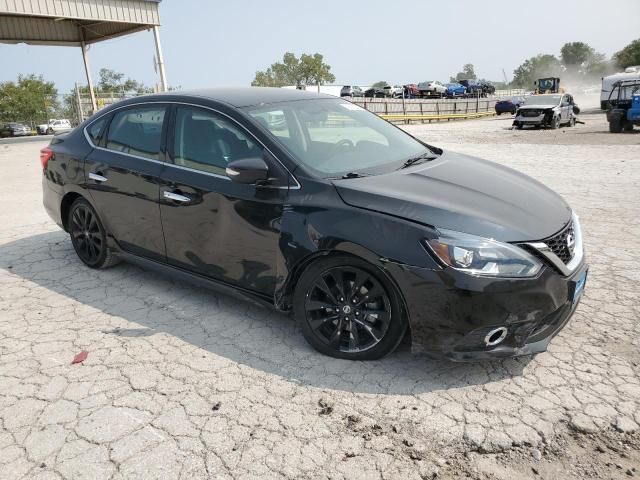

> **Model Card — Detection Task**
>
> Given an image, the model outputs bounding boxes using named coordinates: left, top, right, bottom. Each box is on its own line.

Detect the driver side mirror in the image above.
left=226, top=157, right=269, bottom=184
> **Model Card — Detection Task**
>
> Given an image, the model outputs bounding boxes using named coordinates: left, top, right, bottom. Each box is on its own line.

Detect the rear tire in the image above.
left=294, top=255, right=407, bottom=360
left=68, top=198, right=119, bottom=269
left=609, top=117, right=623, bottom=133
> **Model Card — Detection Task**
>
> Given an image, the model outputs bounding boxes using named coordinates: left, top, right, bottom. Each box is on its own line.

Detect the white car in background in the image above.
left=37, top=119, right=72, bottom=135
left=383, top=85, right=404, bottom=98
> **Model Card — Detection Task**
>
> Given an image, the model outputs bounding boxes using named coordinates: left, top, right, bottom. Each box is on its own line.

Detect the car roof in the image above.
left=154, top=87, right=336, bottom=108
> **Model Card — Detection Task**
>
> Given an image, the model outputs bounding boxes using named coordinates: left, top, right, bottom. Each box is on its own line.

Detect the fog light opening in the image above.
left=484, top=327, right=508, bottom=347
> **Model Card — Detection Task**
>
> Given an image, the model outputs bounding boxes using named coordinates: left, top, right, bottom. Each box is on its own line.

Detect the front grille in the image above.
left=521, top=109, right=540, bottom=117
left=543, top=220, right=575, bottom=263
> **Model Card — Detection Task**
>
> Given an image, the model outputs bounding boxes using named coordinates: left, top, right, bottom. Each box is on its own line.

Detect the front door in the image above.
left=84, top=104, right=168, bottom=261
left=159, top=105, right=288, bottom=295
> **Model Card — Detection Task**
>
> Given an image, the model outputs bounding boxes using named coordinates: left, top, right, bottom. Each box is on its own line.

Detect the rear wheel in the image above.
left=294, top=256, right=406, bottom=360
left=609, top=117, right=623, bottom=133
left=68, top=198, right=118, bottom=269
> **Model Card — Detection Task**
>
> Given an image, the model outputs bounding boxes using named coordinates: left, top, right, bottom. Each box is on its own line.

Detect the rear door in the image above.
left=84, top=104, right=168, bottom=261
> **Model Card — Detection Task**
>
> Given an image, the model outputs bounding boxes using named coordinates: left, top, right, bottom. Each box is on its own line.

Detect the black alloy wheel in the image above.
left=68, top=199, right=117, bottom=269
left=295, top=256, right=406, bottom=360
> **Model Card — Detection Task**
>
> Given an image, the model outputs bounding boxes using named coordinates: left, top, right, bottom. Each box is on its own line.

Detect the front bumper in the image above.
left=386, top=259, right=588, bottom=361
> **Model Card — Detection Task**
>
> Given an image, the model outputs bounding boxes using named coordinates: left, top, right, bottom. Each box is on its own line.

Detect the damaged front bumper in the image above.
left=385, top=259, right=588, bottom=362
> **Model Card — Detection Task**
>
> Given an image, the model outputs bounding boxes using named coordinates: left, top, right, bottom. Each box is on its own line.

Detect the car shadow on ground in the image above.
left=0, top=231, right=532, bottom=395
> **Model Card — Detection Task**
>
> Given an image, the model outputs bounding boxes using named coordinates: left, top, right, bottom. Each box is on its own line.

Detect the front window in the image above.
left=173, top=106, right=262, bottom=176
left=523, top=95, right=561, bottom=106
left=245, top=99, right=435, bottom=178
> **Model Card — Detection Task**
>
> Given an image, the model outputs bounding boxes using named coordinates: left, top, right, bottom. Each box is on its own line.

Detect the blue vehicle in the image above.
left=495, top=96, right=525, bottom=115
left=607, top=79, right=640, bottom=133
left=445, top=83, right=466, bottom=97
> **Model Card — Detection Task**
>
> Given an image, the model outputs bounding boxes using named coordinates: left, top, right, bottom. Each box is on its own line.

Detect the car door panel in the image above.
left=84, top=105, right=168, bottom=262
left=159, top=105, right=287, bottom=295
left=159, top=167, right=285, bottom=294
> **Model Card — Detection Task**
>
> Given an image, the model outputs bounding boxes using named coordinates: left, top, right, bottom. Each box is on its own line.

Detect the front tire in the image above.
left=550, top=116, right=560, bottom=129
left=294, top=255, right=407, bottom=360
left=68, top=198, right=119, bottom=269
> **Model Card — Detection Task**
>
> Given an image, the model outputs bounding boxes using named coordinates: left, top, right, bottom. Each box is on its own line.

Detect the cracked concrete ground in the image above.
left=1, top=111, right=639, bottom=479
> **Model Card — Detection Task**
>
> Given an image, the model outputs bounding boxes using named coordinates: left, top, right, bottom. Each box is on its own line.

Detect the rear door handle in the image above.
left=89, top=172, right=107, bottom=182
left=163, top=191, right=191, bottom=203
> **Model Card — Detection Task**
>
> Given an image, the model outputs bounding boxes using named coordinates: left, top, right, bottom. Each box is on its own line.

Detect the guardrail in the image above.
left=346, top=97, right=497, bottom=123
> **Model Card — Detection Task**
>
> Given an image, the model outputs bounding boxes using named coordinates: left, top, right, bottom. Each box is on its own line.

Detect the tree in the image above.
left=560, top=41, right=608, bottom=76
left=0, top=74, right=58, bottom=125
left=371, top=81, right=389, bottom=88
left=560, top=42, right=595, bottom=68
left=251, top=52, right=335, bottom=88
left=614, top=38, right=640, bottom=69
left=454, top=64, right=476, bottom=81
left=511, top=54, right=562, bottom=88
left=96, top=68, right=151, bottom=94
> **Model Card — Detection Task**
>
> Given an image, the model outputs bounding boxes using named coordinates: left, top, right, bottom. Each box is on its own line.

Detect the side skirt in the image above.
left=116, top=251, right=277, bottom=311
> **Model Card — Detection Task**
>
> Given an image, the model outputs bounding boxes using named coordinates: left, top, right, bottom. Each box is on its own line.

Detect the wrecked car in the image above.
left=513, top=93, right=578, bottom=129
left=41, top=88, right=588, bottom=362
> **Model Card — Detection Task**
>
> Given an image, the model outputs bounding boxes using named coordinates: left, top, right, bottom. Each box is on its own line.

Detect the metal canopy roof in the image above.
left=0, top=0, right=161, bottom=46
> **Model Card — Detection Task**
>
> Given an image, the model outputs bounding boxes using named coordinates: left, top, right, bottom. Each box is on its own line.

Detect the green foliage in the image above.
left=560, top=42, right=596, bottom=67
left=371, top=81, right=389, bottom=88
left=511, top=54, right=562, bottom=88
left=96, top=68, right=152, bottom=94
left=560, top=42, right=610, bottom=76
left=454, top=64, right=476, bottom=82
left=614, top=38, right=640, bottom=69
left=0, top=74, right=58, bottom=124
left=251, top=52, right=335, bottom=88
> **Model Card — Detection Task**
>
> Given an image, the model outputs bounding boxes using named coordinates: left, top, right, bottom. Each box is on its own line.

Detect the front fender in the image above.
left=274, top=187, right=442, bottom=310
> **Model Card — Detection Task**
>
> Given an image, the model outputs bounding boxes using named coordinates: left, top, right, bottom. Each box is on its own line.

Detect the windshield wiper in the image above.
left=328, top=172, right=369, bottom=180
left=399, top=153, right=438, bottom=170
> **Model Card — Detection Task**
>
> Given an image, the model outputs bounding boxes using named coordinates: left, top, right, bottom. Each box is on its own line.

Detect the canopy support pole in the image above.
left=80, top=40, right=97, bottom=113
left=152, top=26, right=167, bottom=92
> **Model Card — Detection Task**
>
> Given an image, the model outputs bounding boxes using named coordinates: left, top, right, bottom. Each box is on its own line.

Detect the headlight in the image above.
left=424, top=229, right=543, bottom=278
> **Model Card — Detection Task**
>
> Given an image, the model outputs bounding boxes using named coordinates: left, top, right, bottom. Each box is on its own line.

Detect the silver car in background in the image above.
left=513, top=94, right=578, bottom=130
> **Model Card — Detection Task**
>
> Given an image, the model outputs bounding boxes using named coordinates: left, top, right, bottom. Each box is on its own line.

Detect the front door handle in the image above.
left=89, top=172, right=107, bottom=182
left=163, top=191, right=191, bottom=203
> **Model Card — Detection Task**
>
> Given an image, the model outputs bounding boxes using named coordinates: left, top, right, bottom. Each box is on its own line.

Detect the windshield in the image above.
left=524, top=95, right=561, bottom=106
left=245, top=99, right=435, bottom=178
left=611, top=83, right=640, bottom=100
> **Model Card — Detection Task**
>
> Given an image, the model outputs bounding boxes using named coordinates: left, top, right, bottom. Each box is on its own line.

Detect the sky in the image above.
left=1, top=0, right=639, bottom=94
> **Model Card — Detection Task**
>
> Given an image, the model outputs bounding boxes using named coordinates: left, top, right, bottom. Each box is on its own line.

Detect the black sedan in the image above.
left=0, top=122, right=31, bottom=137
left=364, top=88, right=386, bottom=98
left=41, top=88, right=587, bottom=361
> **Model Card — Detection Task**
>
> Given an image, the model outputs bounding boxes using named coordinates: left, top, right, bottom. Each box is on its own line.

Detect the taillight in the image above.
left=40, top=147, right=53, bottom=170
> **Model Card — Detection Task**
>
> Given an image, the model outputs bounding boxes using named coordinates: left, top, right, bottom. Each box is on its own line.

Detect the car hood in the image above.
left=519, top=104, right=558, bottom=110
left=333, top=151, right=571, bottom=242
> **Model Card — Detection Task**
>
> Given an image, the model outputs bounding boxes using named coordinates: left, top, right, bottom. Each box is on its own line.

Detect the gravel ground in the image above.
left=1, top=111, right=639, bottom=480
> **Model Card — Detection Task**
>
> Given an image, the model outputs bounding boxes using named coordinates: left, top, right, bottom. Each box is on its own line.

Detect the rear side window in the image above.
left=87, top=117, right=107, bottom=145
left=106, top=106, right=166, bottom=160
